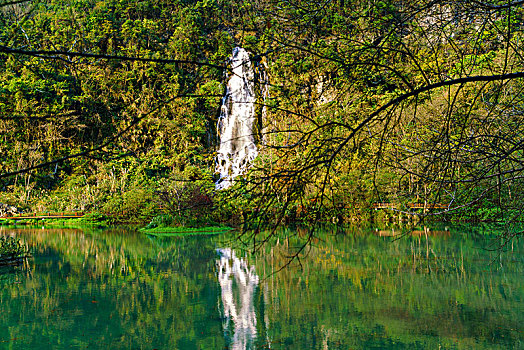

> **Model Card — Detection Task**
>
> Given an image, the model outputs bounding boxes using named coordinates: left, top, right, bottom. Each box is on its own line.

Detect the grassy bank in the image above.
left=139, top=225, right=233, bottom=237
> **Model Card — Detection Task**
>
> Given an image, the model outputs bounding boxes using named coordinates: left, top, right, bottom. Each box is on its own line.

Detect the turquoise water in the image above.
left=0, top=225, right=522, bottom=349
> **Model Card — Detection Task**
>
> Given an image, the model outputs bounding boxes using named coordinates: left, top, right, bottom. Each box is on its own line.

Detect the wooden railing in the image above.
left=407, top=203, right=448, bottom=209
left=372, top=202, right=398, bottom=209
left=372, top=203, right=448, bottom=210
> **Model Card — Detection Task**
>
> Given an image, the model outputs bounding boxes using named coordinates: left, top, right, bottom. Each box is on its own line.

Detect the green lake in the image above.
left=0, top=225, right=522, bottom=349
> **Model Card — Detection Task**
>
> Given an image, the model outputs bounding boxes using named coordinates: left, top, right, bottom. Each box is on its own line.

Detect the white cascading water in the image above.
left=215, top=47, right=258, bottom=189
left=217, top=248, right=260, bottom=350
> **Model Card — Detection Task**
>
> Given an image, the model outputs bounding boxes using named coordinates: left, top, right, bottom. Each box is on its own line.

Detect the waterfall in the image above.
left=217, top=248, right=260, bottom=350
left=215, top=47, right=259, bottom=190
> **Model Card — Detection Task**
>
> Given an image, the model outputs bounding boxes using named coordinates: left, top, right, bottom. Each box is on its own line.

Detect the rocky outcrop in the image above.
left=0, top=203, right=20, bottom=217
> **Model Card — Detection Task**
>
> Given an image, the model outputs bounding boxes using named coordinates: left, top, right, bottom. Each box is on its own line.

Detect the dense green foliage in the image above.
left=0, top=0, right=523, bottom=229
left=0, top=0, right=229, bottom=220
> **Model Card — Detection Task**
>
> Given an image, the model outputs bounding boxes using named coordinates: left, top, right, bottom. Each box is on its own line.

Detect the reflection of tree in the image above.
left=253, top=226, right=522, bottom=348
left=217, top=248, right=259, bottom=350
left=0, top=226, right=521, bottom=348
left=0, top=227, right=225, bottom=349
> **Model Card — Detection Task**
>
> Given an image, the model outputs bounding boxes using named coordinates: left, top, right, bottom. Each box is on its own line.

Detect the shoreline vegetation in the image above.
left=0, top=206, right=521, bottom=228
left=0, top=210, right=234, bottom=237
left=0, top=211, right=110, bottom=228
left=139, top=225, right=233, bottom=237
left=1, top=209, right=519, bottom=237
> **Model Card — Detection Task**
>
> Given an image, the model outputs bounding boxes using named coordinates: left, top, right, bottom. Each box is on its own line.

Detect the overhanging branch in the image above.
left=0, top=94, right=222, bottom=179
left=0, top=45, right=225, bottom=71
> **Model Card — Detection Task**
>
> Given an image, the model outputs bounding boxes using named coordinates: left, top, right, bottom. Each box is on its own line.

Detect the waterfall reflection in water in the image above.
left=217, top=248, right=260, bottom=350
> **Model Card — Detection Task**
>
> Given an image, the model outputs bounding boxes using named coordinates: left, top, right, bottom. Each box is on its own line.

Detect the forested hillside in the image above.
left=1, top=0, right=523, bottom=231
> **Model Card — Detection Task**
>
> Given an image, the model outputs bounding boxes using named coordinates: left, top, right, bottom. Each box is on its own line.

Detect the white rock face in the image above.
left=215, top=47, right=258, bottom=189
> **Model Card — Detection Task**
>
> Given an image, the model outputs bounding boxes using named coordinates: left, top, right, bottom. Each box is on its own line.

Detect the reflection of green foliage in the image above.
left=0, top=236, right=28, bottom=265
left=250, top=224, right=523, bottom=349
left=0, top=226, right=226, bottom=348
left=0, top=225, right=521, bottom=349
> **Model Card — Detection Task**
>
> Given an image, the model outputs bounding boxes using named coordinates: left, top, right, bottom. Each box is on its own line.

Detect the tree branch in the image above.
left=0, top=45, right=225, bottom=71
left=0, top=94, right=221, bottom=179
